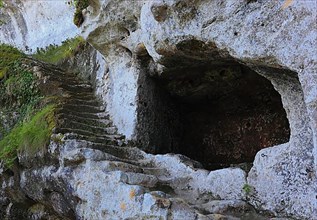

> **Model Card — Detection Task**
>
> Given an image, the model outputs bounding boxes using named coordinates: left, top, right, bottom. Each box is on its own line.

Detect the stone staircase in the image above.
left=29, top=59, right=155, bottom=167
left=30, top=59, right=126, bottom=148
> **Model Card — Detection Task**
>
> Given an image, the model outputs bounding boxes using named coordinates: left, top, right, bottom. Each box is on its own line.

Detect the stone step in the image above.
left=64, top=91, right=97, bottom=99
left=58, top=83, right=93, bottom=93
left=65, top=93, right=97, bottom=101
left=59, top=119, right=117, bottom=135
left=64, top=98, right=101, bottom=107
left=58, top=130, right=124, bottom=145
left=69, top=140, right=144, bottom=161
left=56, top=108, right=109, bottom=120
left=56, top=113, right=112, bottom=128
left=56, top=127, right=115, bottom=140
left=35, top=66, right=81, bottom=81
left=63, top=147, right=152, bottom=169
left=83, top=142, right=145, bottom=161
left=58, top=103, right=105, bottom=114
left=105, top=160, right=145, bottom=173
left=45, top=71, right=79, bottom=80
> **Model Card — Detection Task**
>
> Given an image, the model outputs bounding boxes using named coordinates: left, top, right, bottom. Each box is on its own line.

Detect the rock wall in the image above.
left=0, top=0, right=79, bottom=53
left=0, top=0, right=316, bottom=219
left=80, top=0, right=317, bottom=219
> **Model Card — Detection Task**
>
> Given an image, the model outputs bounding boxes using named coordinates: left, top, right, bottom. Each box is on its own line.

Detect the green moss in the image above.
left=32, top=37, right=85, bottom=64
left=0, top=105, right=56, bottom=167
left=0, top=44, right=24, bottom=80
left=0, top=44, right=58, bottom=168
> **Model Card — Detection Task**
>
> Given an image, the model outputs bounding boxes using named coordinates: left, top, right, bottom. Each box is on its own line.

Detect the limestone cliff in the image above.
left=80, top=0, right=317, bottom=219
left=0, top=0, right=78, bottom=52
left=0, top=0, right=316, bottom=219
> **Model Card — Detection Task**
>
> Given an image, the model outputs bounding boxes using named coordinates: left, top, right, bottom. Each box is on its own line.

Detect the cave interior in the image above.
left=137, top=42, right=290, bottom=170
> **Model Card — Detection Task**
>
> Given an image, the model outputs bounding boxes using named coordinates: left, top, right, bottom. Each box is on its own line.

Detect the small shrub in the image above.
left=243, top=184, right=253, bottom=195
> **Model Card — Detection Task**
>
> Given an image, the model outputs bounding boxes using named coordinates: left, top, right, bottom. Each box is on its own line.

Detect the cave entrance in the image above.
left=137, top=57, right=290, bottom=170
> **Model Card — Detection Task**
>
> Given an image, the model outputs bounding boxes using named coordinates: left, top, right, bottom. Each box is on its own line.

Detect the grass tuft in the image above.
left=32, top=37, right=85, bottom=64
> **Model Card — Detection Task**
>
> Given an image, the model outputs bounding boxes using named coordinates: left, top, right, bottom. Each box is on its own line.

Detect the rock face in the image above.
left=80, top=0, right=317, bottom=219
left=0, top=0, right=316, bottom=219
left=0, top=59, right=251, bottom=219
left=0, top=0, right=78, bottom=53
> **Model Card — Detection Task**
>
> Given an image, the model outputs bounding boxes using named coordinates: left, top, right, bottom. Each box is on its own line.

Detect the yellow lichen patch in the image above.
left=129, top=189, right=136, bottom=200
left=120, top=202, right=127, bottom=211
left=281, top=0, right=293, bottom=9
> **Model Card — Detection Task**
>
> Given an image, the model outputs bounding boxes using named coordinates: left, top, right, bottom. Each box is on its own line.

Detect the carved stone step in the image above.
left=64, top=98, right=101, bottom=107
left=56, top=113, right=112, bottom=127
left=75, top=141, right=145, bottom=161
left=66, top=93, right=97, bottom=101
left=63, top=134, right=125, bottom=147
left=56, top=108, right=109, bottom=120
left=57, top=104, right=105, bottom=114
left=58, top=83, right=93, bottom=93
left=58, top=120, right=117, bottom=135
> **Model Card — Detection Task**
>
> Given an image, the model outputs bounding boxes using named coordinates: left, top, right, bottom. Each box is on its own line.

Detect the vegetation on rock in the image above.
left=33, top=36, right=85, bottom=64
left=0, top=105, right=56, bottom=167
left=242, top=184, right=253, bottom=195
left=0, top=44, right=56, bottom=168
left=71, top=0, right=90, bottom=27
left=0, top=44, right=24, bottom=80
left=0, top=45, right=40, bottom=125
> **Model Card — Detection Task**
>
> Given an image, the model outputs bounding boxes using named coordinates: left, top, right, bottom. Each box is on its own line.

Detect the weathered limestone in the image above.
left=0, top=60, right=250, bottom=219
left=0, top=0, right=79, bottom=53
left=80, top=0, right=317, bottom=219
left=0, top=0, right=316, bottom=219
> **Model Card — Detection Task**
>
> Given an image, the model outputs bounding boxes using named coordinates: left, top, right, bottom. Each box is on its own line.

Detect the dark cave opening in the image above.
left=173, top=64, right=290, bottom=169
left=136, top=56, right=290, bottom=170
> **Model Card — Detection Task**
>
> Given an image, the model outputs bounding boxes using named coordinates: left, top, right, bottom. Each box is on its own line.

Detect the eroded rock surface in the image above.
left=0, top=60, right=251, bottom=219
left=80, top=0, right=317, bottom=219
left=0, top=0, right=316, bottom=219
left=0, top=0, right=78, bottom=53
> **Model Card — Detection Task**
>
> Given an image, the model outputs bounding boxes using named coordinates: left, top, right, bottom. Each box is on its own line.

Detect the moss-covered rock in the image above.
left=0, top=105, right=56, bottom=167
left=0, top=45, right=40, bottom=136
left=0, top=44, right=58, bottom=169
